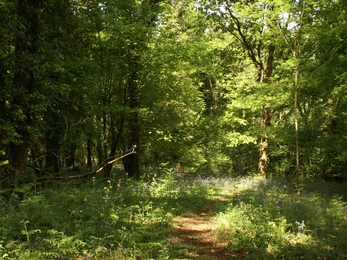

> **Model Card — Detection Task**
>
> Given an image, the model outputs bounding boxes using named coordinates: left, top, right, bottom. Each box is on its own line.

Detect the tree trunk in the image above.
left=224, top=7, right=275, bottom=175
left=65, top=147, right=76, bottom=167
left=96, top=137, right=104, bottom=167
left=0, top=49, right=10, bottom=189
left=294, top=63, right=300, bottom=187
left=323, top=97, right=340, bottom=180
left=45, top=110, right=63, bottom=174
left=3, top=0, right=41, bottom=189
left=103, top=116, right=124, bottom=179
left=258, top=107, right=271, bottom=175
left=265, top=45, right=275, bottom=80
left=45, top=146, right=60, bottom=174
left=125, top=78, right=140, bottom=179
left=87, top=138, right=93, bottom=170
left=258, top=45, right=275, bottom=175
left=199, top=72, right=217, bottom=115
left=123, top=53, right=140, bottom=179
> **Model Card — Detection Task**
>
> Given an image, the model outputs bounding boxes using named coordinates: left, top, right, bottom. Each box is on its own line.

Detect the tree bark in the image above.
left=0, top=47, right=9, bottom=189
left=45, top=111, right=62, bottom=174
left=65, top=148, right=76, bottom=168
left=2, top=0, right=41, bottom=189
left=294, top=63, right=300, bottom=187
left=103, top=115, right=124, bottom=179
left=265, top=45, right=275, bottom=81
left=87, top=137, right=93, bottom=170
left=199, top=72, right=217, bottom=115
left=258, top=106, right=271, bottom=175
left=124, top=63, right=140, bottom=179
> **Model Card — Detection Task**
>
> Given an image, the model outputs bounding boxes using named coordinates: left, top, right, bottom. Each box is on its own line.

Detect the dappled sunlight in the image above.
left=1, top=173, right=347, bottom=259
left=211, top=177, right=347, bottom=259
left=171, top=201, right=237, bottom=259
left=2, top=0, right=347, bottom=259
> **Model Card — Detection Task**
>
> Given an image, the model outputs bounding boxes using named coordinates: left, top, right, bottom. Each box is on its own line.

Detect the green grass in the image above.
left=0, top=172, right=346, bottom=259
left=212, top=178, right=347, bottom=259
left=0, top=171, right=213, bottom=259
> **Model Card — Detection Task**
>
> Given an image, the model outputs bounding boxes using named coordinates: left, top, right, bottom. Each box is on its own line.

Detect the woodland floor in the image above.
left=171, top=198, right=246, bottom=260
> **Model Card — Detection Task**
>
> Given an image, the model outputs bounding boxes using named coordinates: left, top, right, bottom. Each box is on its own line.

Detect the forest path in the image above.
left=171, top=198, right=245, bottom=260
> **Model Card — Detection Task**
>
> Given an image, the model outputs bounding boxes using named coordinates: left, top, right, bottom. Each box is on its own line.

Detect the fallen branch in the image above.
left=35, top=146, right=137, bottom=182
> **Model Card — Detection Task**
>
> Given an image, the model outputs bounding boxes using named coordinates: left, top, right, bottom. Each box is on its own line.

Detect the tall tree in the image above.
left=1, top=0, right=42, bottom=189
left=199, top=0, right=278, bottom=175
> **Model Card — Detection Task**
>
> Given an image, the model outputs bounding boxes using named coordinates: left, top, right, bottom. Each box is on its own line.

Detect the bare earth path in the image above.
left=171, top=200, right=245, bottom=260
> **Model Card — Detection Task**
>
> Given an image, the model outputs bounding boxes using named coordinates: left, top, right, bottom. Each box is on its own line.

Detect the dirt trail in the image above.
left=171, top=200, right=244, bottom=260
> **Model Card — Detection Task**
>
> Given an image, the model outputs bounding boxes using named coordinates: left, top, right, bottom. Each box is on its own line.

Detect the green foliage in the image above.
left=0, top=0, right=347, bottom=225
left=213, top=178, right=347, bottom=259
left=0, top=171, right=213, bottom=259
left=0, top=174, right=347, bottom=259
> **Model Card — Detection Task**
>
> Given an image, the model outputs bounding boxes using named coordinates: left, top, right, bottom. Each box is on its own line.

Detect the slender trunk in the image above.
left=65, top=148, right=76, bottom=167
left=294, top=63, right=300, bottom=188
left=265, top=45, right=275, bottom=80
left=292, top=0, right=305, bottom=190
left=258, top=45, right=275, bottom=176
left=45, top=144, right=60, bottom=174
left=0, top=53, right=9, bottom=189
left=87, top=138, right=93, bottom=170
left=30, top=140, right=44, bottom=176
left=96, top=137, right=104, bottom=166
left=125, top=77, right=140, bottom=179
left=323, top=97, right=340, bottom=180
left=199, top=72, right=217, bottom=115
left=45, top=111, right=62, bottom=174
left=9, top=137, right=29, bottom=187
left=103, top=115, right=125, bottom=179
left=258, top=107, right=271, bottom=175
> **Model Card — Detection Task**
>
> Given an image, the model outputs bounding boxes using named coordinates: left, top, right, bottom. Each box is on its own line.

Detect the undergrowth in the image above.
left=0, top=172, right=346, bottom=259
left=212, top=178, right=347, bottom=259
left=0, top=170, right=212, bottom=259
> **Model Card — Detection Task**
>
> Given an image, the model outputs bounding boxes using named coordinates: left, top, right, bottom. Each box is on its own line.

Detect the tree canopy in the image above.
left=1, top=0, right=347, bottom=190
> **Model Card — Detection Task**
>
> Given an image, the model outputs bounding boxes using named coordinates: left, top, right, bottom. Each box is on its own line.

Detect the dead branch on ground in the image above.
left=35, top=146, right=137, bottom=182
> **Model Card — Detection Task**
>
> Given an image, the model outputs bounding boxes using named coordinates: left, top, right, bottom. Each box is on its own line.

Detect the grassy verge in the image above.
left=212, top=178, right=347, bottom=259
